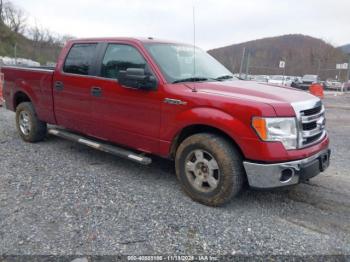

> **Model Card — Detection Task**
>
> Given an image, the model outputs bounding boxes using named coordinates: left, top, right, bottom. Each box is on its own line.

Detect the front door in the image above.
left=90, top=43, right=162, bottom=153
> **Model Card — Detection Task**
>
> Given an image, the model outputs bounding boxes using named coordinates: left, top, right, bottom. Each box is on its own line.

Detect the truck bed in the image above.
left=1, top=65, right=56, bottom=124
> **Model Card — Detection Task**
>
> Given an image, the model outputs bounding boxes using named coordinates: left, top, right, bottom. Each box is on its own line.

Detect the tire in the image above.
left=175, top=133, right=245, bottom=206
left=16, top=102, right=47, bottom=142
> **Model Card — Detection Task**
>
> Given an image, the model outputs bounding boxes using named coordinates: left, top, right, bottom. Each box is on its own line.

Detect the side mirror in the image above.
left=117, top=68, right=157, bottom=90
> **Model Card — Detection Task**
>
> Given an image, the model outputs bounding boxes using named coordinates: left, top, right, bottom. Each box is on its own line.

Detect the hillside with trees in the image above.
left=340, top=44, right=350, bottom=54
left=0, top=0, right=71, bottom=65
left=209, top=34, right=349, bottom=80
left=0, top=0, right=349, bottom=77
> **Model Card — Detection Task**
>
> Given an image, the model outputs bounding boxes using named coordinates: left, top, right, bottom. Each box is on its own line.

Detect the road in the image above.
left=0, top=94, right=349, bottom=256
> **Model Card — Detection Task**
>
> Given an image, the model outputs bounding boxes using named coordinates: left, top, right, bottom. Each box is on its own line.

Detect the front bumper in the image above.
left=243, top=148, right=330, bottom=189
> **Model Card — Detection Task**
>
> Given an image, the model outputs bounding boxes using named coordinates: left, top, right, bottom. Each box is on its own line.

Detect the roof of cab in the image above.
left=68, top=37, right=185, bottom=45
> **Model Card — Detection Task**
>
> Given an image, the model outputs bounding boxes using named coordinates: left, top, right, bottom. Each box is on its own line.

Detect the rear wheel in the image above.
left=175, top=133, right=245, bottom=206
left=16, top=102, right=47, bottom=142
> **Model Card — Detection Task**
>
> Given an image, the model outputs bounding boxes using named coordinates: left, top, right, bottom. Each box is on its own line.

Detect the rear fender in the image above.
left=13, top=79, right=38, bottom=110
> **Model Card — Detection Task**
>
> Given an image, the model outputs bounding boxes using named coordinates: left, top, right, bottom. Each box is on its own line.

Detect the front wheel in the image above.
left=16, top=102, right=47, bottom=142
left=175, top=133, right=245, bottom=206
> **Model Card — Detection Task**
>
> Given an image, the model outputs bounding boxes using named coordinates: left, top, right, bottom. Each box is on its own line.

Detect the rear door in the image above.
left=53, top=43, right=98, bottom=134
left=90, top=43, right=162, bottom=153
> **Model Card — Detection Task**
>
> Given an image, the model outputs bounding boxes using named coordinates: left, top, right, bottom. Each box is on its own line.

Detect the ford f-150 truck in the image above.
left=1, top=37, right=330, bottom=206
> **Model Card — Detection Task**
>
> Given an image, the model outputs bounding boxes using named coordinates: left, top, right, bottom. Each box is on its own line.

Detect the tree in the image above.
left=2, top=1, right=26, bottom=33
left=57, top=34, right=75, bottom=46
left=0, top=0, right=4, bottom=22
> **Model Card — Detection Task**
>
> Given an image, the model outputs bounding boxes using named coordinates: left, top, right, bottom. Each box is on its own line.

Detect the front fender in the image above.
left=161, top=107, right=256, bottom=157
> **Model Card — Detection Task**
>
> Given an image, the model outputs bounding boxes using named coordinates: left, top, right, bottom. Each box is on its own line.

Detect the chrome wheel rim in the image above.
left=185, top=149, right=220, bottom=193
left=19, top=111, right=31, bottom=136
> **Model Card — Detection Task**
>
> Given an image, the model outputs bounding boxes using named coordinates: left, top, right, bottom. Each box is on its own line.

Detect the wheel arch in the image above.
left=13, top=91, right=32, bottom=110
left=169, top=124, right=245, bottom=159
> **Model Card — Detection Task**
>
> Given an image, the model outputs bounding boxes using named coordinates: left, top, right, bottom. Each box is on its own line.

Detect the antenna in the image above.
left=192, top=5, right=197, bottom=92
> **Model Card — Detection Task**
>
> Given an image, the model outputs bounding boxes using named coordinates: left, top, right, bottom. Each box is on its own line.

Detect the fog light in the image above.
left=280, top=168, right=294, bottom=183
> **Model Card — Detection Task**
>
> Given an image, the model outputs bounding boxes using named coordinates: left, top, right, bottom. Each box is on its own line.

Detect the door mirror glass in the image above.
left=118, top=68, right=157, bottom=90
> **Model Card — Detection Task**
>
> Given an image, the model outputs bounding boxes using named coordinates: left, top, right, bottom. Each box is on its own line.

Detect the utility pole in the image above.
left=282, top=57, right=286, bottom=85
left=317, top=59, right=321, bottom=76
left=347, top=55, right=350, bottom=82
left=245, top=51, right=250, bottom=80
left=14, top=43, right=17, bottom=65
left=239, top=47, right=246, bottom=79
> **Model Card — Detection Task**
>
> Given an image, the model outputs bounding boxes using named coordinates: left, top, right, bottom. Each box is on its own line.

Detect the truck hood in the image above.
left=189, top=80, right=318, bottom=105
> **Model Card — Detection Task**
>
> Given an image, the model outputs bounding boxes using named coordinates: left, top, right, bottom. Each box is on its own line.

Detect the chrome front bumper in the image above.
left=243, top=148, right=330, bottom=189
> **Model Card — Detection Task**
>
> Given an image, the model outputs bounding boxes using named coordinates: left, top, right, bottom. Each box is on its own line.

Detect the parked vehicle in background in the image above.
left=268, top=75, right=292, bottom=86
left=268, top=75, right=284, bottom=85
left=1, top=37, right=330, bottom=206
left=251, top=75, right=269, bottom=83
left=342, top=81, right=350, bottom=92
left=299, top=75, right=319, bottom=90
left=291, top=76, right=303, bottom=89
left=324, top=79, right=342, bottom=91
left=284, top=76, right=294, bottom=86
left=0, top=56, right=40, bottom=67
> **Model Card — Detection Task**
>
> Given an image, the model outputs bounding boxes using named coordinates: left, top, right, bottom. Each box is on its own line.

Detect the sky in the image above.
left=11, top=0, right=350, bottom=50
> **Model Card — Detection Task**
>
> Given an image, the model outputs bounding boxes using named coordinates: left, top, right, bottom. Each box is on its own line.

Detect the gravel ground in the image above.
left=0, top=94, right=350, bottom=256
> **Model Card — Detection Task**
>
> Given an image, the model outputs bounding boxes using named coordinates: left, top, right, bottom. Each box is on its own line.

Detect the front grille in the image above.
left=299, top=103, right=326, bottom=148
left=304, top=133, right=323, bottom=144
left=302, top=106, right=322, bottom=116
left=302, top=121, right=317, bottom=130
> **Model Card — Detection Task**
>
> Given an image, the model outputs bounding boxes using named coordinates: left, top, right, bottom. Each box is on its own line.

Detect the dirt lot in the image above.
left=0, top=93, right=350, bottom=256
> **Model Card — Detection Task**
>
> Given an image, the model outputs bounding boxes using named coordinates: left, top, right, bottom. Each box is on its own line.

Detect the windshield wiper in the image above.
left=172, top=77, right=209, bottom=84
left=215, top=75, right=234, bottom=81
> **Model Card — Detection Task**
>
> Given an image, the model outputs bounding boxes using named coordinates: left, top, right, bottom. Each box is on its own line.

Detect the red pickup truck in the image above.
left=1, top=37, right=330, bottom=206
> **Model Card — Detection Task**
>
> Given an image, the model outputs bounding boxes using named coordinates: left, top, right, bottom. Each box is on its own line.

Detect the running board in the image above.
left=48, top=128, right=152, bottom=165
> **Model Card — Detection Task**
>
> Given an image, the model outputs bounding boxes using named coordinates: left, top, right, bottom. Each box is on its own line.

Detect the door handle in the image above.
left=91, top=86, right=102, bottom=97
left=54, top=81, right=64, bottom=91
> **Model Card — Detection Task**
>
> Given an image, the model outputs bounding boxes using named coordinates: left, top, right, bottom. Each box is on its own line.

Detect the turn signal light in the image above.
left=252, top=117, right=267, bottom=140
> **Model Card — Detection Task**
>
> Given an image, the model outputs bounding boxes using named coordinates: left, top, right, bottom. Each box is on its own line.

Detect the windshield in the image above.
left=144, top=43, right=236, bottom=83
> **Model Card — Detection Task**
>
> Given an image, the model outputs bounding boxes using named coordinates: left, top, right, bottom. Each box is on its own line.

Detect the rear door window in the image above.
left=63, top=43, right=97, bottom=75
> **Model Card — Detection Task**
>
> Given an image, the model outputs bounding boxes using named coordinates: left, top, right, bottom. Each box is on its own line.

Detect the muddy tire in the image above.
left=175, top=133, right=245, bottom=206
left=16, top=102, right=47, bottom=142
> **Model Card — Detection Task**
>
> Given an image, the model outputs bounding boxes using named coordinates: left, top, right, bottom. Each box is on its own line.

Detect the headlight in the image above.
left=252, top=117, right=297, bottom=150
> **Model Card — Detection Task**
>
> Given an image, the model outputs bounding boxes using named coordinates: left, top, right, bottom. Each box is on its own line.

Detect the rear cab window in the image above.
left=63, top=43, right=97, bottom=75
